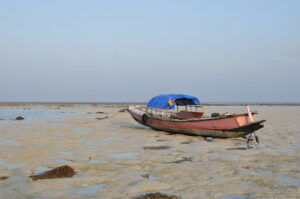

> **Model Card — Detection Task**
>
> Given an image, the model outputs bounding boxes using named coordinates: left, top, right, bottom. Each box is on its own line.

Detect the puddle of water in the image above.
left=0, top=136, right=21, bottom=146
left=108, top=152, right=139, bottom=160
left=223, top=194, right=249, bottom=199
left=234, top=179, right=252, bottom=185
left=277, top=175, right=300, bottom=187
left=278, top=147, right=298, bottom=153
left=55, top=159, right=73, bottom=164
left=89, top=160, right=107, bottom=164
left=65, top=184, right=106, bottom=195
left=139, top=171, right=148, bottom=175
left=82, top=139, right=100, bottom=148
left=0, top=159, right=26, bottom=169
left=112, top=164, right=126, bottom=168
left=139, top=171, right=159, bottom=180
left=58, top=152, right=72, bottom=156
left=256, top=169, right=273, bottom=175
left=97, top=120, right=110, bottom=125
left=0, top=107, right=75, bottom=125
left=97, top=137, right=127, bottom=145
left=8, top=163, right=26, bottom=169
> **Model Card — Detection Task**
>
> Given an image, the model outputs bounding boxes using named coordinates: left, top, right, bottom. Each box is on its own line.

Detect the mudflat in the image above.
left=0, top=104, right=299, bottom=199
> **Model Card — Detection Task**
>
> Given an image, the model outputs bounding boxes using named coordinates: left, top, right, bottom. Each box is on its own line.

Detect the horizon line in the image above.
left=0, top=101, right=300, bottom=106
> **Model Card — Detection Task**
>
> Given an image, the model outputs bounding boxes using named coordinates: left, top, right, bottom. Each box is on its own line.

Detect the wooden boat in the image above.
left=127, top=94, right=265, bottom=138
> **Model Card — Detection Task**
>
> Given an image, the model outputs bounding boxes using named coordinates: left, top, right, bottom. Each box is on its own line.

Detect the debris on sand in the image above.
left=96, top=111, right=105, bottom=114
left=96, top=116, right=108, bottom=120
left=141, top=174, right=149, bottom=178
left=242, top=166, right=256, bottom=170
left=227, top=146, right=251, bottom=151
left=29, top=165, right=75, bottom=181
left=15, top=116, right=24, bottom=120
left=165, top=157, right=192, bottom=164
left=118, top=109, right=127, bottom=112
left=0, top=176, right=9, bottom=181
left=180, top=141, right=192, bottom=144
left=134, top=192, right=181, bottom=199
left=143, top=146, right=171, bottom=150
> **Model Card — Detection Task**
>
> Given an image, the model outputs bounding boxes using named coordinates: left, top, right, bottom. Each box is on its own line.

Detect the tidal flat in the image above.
left=0, top=104, right=299, bottom=199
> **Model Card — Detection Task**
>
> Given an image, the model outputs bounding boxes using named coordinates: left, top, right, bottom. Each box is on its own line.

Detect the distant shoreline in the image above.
left=0, top=102, right=300, bottom=106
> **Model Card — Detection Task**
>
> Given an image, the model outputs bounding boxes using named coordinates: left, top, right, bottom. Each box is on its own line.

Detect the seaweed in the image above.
left=96, top=116, right=108, bottom=120
left=143, top=146, right=171, bottom=150
left=0, top=176, right=9, bottom=181
left=29, top=165, right=75, bottom=181
left=15, top=116, right=24, bottom=120
left=134, top=192, right=181, bottom=199
left=165, top=157, right=192, bottom=164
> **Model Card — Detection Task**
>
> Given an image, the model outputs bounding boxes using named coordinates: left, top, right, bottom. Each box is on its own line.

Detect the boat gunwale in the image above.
left=128, top=106, right=258, bottom=123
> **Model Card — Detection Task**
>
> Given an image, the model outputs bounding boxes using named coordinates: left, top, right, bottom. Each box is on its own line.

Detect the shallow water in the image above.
left=55, top=159, right=73, bottom=164
left=58, top=152, right=72, bottom=156
left=0, top=105, right=299, bottom=199
left=108, top=152, right=139, bottom=160
left=88, top=160, right=107, bottom=164
left=0, top=107, right=75, bottom=125
left=223, top=194, right=250, bottom=199
left=111, top=164, right=126, bottom=167
left=0, top=159, right=26, bottom=169
left=277, top=175, right=300, bottom=187
left=34, top=166, right=50, bottom=174
left=139, top=171, right=159, bottom=180
left=65, top=184, right=106, bottom=195
left=0, top=136, right=21, bottom=146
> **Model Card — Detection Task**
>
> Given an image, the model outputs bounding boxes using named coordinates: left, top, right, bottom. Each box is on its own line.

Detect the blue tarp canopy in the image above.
left=147, top=94, right=201, bottom=110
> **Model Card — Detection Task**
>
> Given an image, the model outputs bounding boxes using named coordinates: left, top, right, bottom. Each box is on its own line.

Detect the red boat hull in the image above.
left=127, top=106, right=265, bottom=138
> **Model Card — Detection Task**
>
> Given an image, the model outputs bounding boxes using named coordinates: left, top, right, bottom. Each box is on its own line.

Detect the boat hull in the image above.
left=127, top=106, right=265, bottom=138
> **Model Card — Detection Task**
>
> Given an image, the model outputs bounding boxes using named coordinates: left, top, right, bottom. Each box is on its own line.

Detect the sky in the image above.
left=0, top=0, right=299, bottom=102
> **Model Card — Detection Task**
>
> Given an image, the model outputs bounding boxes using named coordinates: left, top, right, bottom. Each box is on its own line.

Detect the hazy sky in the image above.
left=1, top=0, right=299, bottom=102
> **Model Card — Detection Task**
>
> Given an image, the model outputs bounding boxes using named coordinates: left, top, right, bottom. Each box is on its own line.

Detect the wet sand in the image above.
left=0, top=105, right=299, bottom=199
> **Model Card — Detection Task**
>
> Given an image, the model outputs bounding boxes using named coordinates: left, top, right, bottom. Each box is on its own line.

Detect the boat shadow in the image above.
left=112, top=120, right=213, bottom=138
left=110, top=120, right=150, bottom=130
